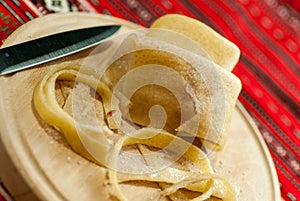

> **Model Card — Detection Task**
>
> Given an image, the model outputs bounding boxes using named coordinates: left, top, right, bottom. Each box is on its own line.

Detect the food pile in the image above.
left=33, top=14, right=242, bottom=201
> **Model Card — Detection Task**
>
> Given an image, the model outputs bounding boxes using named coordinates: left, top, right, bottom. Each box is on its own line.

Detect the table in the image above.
left=0, top=0, right=299, bottom=200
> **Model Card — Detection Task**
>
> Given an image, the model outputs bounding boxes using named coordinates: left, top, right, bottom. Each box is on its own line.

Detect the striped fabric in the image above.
left=0, top=0, right=299, bottom=200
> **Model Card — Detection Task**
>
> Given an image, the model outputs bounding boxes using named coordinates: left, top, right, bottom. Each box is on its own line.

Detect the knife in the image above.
left=0, top=25, right=121, bottom=76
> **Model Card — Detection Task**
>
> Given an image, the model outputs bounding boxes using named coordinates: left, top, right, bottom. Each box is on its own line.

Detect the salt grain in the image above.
left=67, top=156, right=71, bottom=162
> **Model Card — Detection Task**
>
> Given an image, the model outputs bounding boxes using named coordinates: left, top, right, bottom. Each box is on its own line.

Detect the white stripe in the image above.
left=0, top=185, right=14, bottom=201
left=0, top=0, right=25, bottom=24
left=22, top=0, right=44, bottom=17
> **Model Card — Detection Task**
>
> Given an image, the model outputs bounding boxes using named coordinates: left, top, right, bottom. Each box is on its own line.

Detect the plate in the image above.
left=0, top=13, right=280, bottom=201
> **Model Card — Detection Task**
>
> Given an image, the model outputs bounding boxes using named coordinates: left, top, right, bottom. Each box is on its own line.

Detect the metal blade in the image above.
left=0, top=25, right=121, bottom=76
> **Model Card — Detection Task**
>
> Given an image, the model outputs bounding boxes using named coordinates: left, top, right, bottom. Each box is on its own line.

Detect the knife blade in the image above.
left=0, top=25, right=121, bottom=76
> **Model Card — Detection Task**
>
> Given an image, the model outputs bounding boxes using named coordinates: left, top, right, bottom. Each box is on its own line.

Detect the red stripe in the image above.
left=194, top=0, right=300, bottom=104
left=75, top=0, right=102, bottom=12
left=229, top=0, right=300, bottom=70
left=249, top=0, right=300, bottom=69
left=96, top=0, right=127, bottom=18
left=0, top=194, right=7, bottom=201
left=109, top=0, right=147, bottom=25
left=187, top=0, right=300, bottom=127
left=239, top=95, right=300, bottom=189
left=0, top=3, right=23, bottom=26
left=273, top=154, right=300, bottom=199
left=155, top=0, right=197, bottom=18
left=101, top=0, right=145, bottom=25
left=238, top=58, right=300, bottom=138
left=230, top=1, right=300, bottom=100
left=21, top=1, right=42, bottom=17
left=77, top=0, right=129, bottom=21
left=0, top=183, right=12, bottom=201
left=192, top=0, right=300, bottom=102
left=277, top=0, right=300, bottom=15
left=0, top=3, right=22, bottom=43
left=117, top=0, right=155, bottom=26
left=139, top=0, right=166, bottom=17
left=279, top=0, right=300, bottom=11
left=17, top=1, right=39, bottom=18
left=175, top=2, right=298, bottom=199
left=238, top=64, right=300, bottom=157
left=273, top=157, right=300, bottom=200
left=239, top=94, right=300, bottom=180
left=4, top=1, right=29, bottom=23
left=240, top=94, right=300, bottom=199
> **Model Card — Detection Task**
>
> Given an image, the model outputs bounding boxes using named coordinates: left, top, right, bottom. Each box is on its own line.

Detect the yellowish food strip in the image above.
left=108, top=132, right=236, bottom=201
left=150, top=14, right=240, bottom=71
left=33, top=63, right=114, bottom=165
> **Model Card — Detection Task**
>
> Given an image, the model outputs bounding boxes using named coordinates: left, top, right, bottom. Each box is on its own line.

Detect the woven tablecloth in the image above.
left=0, top=0, right=299, bottom=200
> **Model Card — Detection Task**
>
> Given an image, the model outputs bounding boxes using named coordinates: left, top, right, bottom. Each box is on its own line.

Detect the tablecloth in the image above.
left=0, top=0, right=299, bottom=200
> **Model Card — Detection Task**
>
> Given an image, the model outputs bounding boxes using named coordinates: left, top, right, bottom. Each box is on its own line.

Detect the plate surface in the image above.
left=0, top=13, right=280, bottom=201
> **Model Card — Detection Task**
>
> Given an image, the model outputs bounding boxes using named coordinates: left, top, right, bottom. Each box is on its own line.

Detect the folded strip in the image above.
left=33, top=63, right=114, bottom=164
